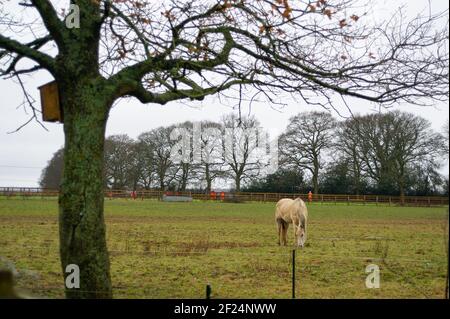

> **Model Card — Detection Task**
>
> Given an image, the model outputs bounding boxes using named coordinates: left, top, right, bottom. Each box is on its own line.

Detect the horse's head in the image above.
left=295, top=224, right=306, bottom=248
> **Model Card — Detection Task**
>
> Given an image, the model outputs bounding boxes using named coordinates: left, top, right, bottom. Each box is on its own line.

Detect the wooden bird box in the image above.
left=39, top=81, right=63, bottom=123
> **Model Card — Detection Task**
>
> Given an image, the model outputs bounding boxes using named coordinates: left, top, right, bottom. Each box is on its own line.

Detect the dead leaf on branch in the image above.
left=259, top=25, right=265, bottom=34
left=350, top=14, right=359, bottom=22
left=162, top=11, right=175, bottom=20
left=344, top=36, right=353, bottom=43
left=323, top=9, right=332, bottom=19
left=339, top=19, right=347, bottom=28
left=282, top=7, right=292, bottom=19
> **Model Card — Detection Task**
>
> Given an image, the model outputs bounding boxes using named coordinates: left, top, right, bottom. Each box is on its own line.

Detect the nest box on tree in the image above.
left=38, top=81, right=63, bottom=123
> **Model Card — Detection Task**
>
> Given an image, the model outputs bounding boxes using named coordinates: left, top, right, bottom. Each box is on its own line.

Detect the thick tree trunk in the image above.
left=180, top=164, right=189, bottom=191
left=312, top=168, right=319, bottom=194
left=398, top=168, right=406, bottom=206
left=58, top=81, right=112, bottom=299
left=399, top=180, right=406, bottom=206
left=159, top=177, right=165, bottom=190
left=353, top=159, right=361, bottom=195
left=312, top=157, right=320, bottom=194
left=205, top=164, right=211, bottom=192
left=235, top=176, right=241, bottom=192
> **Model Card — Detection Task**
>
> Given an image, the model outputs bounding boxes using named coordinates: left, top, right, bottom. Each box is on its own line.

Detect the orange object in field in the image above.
left=220, top=192, right=225, bottom=200
left=210, top=191, right=216, bottom=200
left=308, top=191, right=313, bottom=203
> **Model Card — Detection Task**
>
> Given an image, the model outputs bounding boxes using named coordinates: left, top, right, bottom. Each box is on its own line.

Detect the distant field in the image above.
left=0, top=198, right=448, bottom=298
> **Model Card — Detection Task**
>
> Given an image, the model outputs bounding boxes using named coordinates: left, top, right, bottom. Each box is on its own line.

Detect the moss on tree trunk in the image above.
left=58, top=80, right=112, bottom=298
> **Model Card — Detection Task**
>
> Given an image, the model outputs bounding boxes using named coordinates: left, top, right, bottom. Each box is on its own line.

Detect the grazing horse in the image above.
left=275, top=198, right=308, bottom=247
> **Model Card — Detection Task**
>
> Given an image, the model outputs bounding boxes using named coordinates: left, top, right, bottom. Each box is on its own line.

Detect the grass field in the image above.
left=0, top=197, right=448, bottom=299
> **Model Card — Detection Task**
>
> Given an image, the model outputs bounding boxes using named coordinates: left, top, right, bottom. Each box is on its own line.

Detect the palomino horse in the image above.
left=275, top=197, right=308, bottom=247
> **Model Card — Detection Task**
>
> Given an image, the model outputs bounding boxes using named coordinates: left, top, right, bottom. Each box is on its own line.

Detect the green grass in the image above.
left=0, top=197, right=448, bottom=299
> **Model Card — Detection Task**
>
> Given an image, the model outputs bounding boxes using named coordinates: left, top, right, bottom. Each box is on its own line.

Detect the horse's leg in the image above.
left=293, top=221, right=298, bottom=246
left=283, top=222, right=289, bottom=246
left=276, top=219, right=281, bottom=245
left=304, top=221, right=308, bottom=244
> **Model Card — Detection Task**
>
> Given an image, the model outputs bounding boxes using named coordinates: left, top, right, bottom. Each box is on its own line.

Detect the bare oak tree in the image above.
left=222, top=113, right=264, bottom=191
left=104, top=134, right=135, bottom=189
left=197, top=120, right=226, bottom=192
left=280, top=111, right=336, bottom=194
left=336, top=116, right=367, bottom=195
left=138, top=126, right=179, bottom=191
left=0, top=0, right=448, bottom=298
left=349, top=111, right=445, bottom=200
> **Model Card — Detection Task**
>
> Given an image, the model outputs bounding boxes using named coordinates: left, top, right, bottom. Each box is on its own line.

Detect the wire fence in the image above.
left=0, top=186, right=448, bottom=207
left=2, top=240, right=447, bottom=299
left=5, top=243, right=441, bottom=264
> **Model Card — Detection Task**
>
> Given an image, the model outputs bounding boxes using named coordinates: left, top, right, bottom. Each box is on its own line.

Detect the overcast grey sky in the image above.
left=0, top=0, right=448, bottom=187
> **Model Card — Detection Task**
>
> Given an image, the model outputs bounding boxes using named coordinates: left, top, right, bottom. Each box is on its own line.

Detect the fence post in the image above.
left=292, top=249, right=296, bottom=299
left=206, top=284, right=211, bottom=299
left=0, top=270, right=21, bottom=298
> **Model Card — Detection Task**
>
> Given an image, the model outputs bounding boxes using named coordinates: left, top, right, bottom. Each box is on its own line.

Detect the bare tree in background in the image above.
left=0, top=0, right=448, bottom=298
left=280, top=111, right=336, bottom=194
left=40, top=135, right=140, bottom=190
left=443, top=120, right=449, bottom=157
left=134, top=136, right=156, bottom=190
left=171, top=121, right=197, bottom=191
left=351, top=111, right=445, bottom=201
left=138, top=126, right=179, bottom=191
left=222, top=113, right=264, bottom=191
left=196, top=120, right=226, bottom=192
left=128, top=140, right=153, bottom=190
left=336, top=117, right=367, bottom=195
left=39, top=148, right=64, bottom=189
left=104, top=134, right=135, bottom=189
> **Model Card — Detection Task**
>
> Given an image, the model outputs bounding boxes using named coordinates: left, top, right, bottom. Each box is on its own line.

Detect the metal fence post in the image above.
left=292, top=249, right=296, bottom=299
left=206, top=284, right=211, bottom=299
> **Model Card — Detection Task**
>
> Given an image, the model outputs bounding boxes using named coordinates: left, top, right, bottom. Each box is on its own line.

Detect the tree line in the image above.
left=40, top=111, right=449, bottom=196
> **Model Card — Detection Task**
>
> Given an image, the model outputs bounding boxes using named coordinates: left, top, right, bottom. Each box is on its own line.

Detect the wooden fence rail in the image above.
left=0, top=187, right=448, bottom=207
